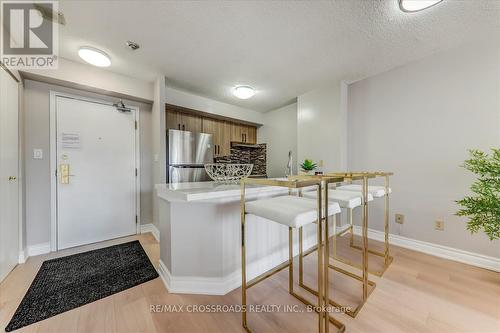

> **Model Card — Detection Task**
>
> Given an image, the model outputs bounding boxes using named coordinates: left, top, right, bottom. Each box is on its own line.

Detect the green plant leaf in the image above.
left=300, top=159, right=318, bottom=171
left=456, top=148, right=500, bottom=240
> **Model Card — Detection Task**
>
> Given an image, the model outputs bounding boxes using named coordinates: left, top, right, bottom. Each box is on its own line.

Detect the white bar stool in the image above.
left=337, top=180, right=393, bottom=276
left=300, top=189, right=375, bottom=317
left=241, top=178, right=345, bottom=333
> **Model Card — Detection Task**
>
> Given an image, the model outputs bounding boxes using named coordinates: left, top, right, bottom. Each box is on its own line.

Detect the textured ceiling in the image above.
left=57, top=0, right=500, bottom=112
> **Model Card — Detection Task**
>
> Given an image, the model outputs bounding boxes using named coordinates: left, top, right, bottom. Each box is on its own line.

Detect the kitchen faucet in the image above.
left=286, top=150, right=293, bottom=176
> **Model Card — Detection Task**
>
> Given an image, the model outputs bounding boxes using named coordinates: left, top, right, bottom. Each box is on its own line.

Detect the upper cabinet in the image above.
left=230, top=123, right=257, bottom=144
left=202, top=118, right=231, bottom=157
left=166, top=105, right=201, bottom=132
left=246, top=125, right=257, bottom=144
left=166, top=103, right=258, bottom=156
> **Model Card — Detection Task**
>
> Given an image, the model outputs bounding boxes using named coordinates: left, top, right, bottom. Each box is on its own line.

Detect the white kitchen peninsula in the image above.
left=155, top=181, right=319, bottom=295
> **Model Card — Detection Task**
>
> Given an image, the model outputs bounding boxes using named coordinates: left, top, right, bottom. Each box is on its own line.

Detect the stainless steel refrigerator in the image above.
left=167, top=129, right=214, bottom=183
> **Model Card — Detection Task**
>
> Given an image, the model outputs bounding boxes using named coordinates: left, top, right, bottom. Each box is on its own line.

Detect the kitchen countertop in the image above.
left=155, top=180, right=289, bottom=202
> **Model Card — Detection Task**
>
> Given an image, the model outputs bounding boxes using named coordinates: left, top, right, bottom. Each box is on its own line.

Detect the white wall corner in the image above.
left=141, top=223, right=160, bottom=242
left=352, top=226, right=500, bottom=272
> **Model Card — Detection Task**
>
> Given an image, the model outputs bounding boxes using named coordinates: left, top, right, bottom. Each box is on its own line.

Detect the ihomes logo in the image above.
left=1, top=0, right=58, bottom=69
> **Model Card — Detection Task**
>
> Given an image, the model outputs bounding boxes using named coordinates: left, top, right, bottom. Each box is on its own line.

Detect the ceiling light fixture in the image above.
left=399, top=0, right=443, bottom=12
left=78, top=46, right=111, bottom=67
left=232, top=86, right=256, bottom=99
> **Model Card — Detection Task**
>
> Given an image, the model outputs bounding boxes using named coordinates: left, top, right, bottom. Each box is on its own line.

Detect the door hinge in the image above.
left=135, top=121, right=138, bottom=130
left=135, top=168, right=138, bottom=176
left=136, top=215, right=138, bottom=224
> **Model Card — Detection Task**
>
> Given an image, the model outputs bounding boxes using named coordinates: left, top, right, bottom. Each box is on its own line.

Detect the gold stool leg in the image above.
left=299, top=226, right=304, bottom=286
left=384, top=175, right=390, bottom=266
left=289, top=227, right=294, bottom=293
left=345, top=180, right=394, bottom=276
left=299, top=221, right=376, bottom=317
left=349, top=208, right=354, bottom=247
left=323, top=195, right=330, bottom=333
left=361, top=176, right=369, bottom=301
left=240, top=182, right=252, bottom=333
left=316, top=185, right=325, bottom=333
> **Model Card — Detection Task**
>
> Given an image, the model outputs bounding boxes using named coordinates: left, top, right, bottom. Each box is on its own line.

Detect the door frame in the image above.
left=49, top=91, right=141, bottom=251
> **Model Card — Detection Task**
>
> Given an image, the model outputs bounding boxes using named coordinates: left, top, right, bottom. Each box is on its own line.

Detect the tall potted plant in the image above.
left=456, top=149, right=499, bottom=240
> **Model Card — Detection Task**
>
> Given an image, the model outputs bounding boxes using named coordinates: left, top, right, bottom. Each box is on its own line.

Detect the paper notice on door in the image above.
left=61, top=133, right=81, bottom=149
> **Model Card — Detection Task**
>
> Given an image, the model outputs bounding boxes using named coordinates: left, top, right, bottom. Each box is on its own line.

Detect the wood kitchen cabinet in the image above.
left=166, top=104, right=257, bottom=157
left=246, top=125, right=257, bottom=144
left=231, top=123, right=257, bottom=144
left=202, top=118, right=231, bottom=156
left=166, top=106, right=202, bottom=132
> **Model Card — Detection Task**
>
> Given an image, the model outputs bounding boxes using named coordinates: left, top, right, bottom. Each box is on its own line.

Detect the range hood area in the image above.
left=230, top=142, right=262, bottom=148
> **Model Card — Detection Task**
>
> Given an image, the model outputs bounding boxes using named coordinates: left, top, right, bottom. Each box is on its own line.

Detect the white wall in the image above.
left=23, top=80, right=153, bottom=247
left=259, top=103, right=297, bottom=177
left=152, top=76, right=167, bottom=229
left=297, top=82, right=347, bottom=172
left=23, top=58, right=154, bottom=103
left=347, top=42, right=500, bottom=257
left=166, top=86, right=264, bottom=125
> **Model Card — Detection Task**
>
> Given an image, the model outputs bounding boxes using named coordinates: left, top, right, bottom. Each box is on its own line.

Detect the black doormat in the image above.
left=5, top=240, right=158, bottom=332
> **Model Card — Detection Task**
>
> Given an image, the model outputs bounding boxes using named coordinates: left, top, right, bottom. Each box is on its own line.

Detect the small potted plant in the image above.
left=300, top=159, right=317, bottom=175
left=456, top=148, right=499, bottom=240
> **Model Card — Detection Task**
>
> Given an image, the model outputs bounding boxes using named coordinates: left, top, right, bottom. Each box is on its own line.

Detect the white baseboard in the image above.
left=352, top=226, right=500, bottom=272
left=141, top=223, right=160, bottom=242
left=158, top=260, right=240, bottom=295
left=26, top=242, right=51, bottom=258
left=158, top=232, right=318, bottom=296
left=18, top=249, right=26, bottom=264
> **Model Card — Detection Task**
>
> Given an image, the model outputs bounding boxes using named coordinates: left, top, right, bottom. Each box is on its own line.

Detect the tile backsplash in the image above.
left=214, top=144, right=267, bottom=176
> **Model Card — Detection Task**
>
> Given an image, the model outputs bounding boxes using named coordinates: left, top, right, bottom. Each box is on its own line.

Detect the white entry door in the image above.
left=0, top=67, right=19, bottom=282
left=54, top=95, right=138, bottom=250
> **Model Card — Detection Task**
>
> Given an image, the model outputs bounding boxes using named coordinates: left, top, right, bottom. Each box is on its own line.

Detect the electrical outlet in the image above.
left=435, top=220, right=444, bottom=231
left=395, top=213, right=404, bottom=224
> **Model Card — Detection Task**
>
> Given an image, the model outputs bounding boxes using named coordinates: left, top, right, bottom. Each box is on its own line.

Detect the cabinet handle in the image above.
left=217, top=145, right=219, bottom=155
left=178, top=124, right=180, bottom=130
left=182, top=124, right=185, bottom=131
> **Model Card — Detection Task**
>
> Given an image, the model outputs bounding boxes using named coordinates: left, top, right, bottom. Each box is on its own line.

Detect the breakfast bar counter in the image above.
left=155, top=181, right=318, bottom=295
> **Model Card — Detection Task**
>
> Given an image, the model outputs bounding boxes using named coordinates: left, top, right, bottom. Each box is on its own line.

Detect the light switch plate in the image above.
left=33, top=149, right=43, bottom=159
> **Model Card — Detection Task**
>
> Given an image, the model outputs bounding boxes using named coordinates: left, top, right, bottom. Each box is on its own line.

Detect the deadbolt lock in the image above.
left=60, top=164, right=70, bottom=184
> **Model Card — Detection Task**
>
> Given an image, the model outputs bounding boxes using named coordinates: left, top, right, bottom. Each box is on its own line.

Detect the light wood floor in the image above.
left=1, top=233, right=499, bottom=333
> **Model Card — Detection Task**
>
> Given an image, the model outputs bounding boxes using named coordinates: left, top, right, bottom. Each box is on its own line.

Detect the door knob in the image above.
left=8, top=176, right=17, bottom=181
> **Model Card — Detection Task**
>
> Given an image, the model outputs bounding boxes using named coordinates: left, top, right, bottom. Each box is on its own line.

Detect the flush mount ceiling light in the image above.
left=78, top=46, right=111, bottom=67
left=399, top=0, right=443, bottom=12
left=232, top=86, right=256, bottom=99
